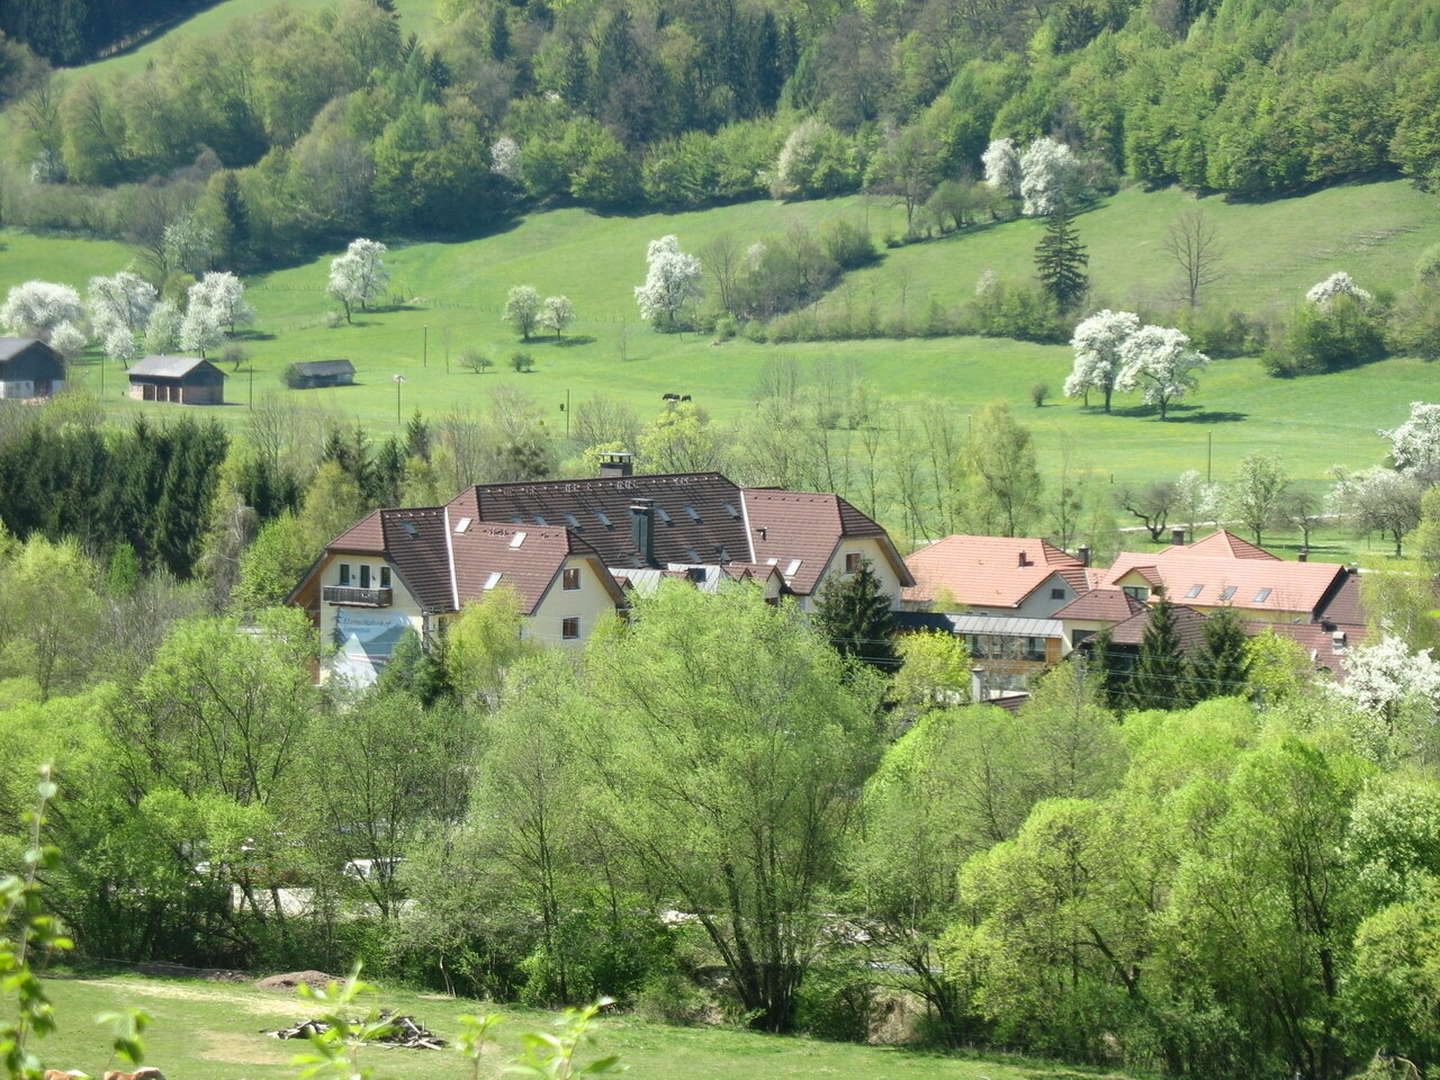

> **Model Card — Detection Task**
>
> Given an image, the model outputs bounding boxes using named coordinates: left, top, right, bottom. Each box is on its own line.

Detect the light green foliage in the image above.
left=0, top=536, right=103, bottom=703
left=508, top=998, right=623, bottom=1079
left=289, top=968, right=397, bottom=1080
left=637, top=402, right=725, bottom=474
left=578, top=584, right=884, bottom=1032
left=1344, top=879, right=1440, bottom=1075
left=890, top=630, right=971, bottom=719
left=960, top=402, right=1041, bottom=537
left=1360, top=566, right=1440, bottom=655
left=1246, top=629, right=1316, bottom=706
left=444, top=588, right=541, bottom=707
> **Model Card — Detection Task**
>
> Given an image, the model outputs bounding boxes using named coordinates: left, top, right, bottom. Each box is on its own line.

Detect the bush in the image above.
left=820, top=216, right=878, bottom=270
left=795, top=967, right=875, bottom=1042
left=1031, top=382, right=1050, bottom=407
left=633, top=969, right=714, bottom=1026
left=1274, top=294, right=1387, bottom=374
left=1174, top=306, right=1267, bottom=358
left=219, top=344, right=248, bottom=370
left=1389, top=283, right=1440, bottom=359
left=461, top=349, right=493, bottom=373
left=325, top=310, right=344, bottom=329
left=712, top=315, right=737, bottom=341
left=511, top=351, right=534, bottom=373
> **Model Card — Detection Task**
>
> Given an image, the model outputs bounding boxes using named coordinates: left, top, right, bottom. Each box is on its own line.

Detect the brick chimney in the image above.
left=1017, top=550, right=1031, bottom=567
left=1077, top=545, right=1091, bottom=567
left=599, top=451, right=634, bottom=478
left=1170, top=528, right=1186, bottom=546
left=630, top=498, right=655, bottom=565
left=1297, top=548, right=1309, bottom=562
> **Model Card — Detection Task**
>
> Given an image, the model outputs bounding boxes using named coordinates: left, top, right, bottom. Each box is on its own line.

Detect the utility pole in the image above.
left=422, top=325, right=428, bottom=368
left=561, top=387, right=570, bottom=439
left=248, top=363, right=253, bottom=408
left=444, top=327, right=450, bottom=374
left=393, top=373, right=406, bottom=425
left=1207, top=431, right=1213, bottom=483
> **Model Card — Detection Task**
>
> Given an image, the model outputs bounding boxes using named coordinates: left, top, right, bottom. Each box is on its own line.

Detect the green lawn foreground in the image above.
left=33, top=973, right=1130, bottom=1080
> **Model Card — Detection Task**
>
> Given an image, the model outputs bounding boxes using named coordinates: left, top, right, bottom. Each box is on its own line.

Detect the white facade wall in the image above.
left=317, top=554, right=424, bottom=685
left=953, top=571, right=1079, bottom=620
left=527, top=556, right=621, bottom=650
left=800, top=537, right=907, bottom=613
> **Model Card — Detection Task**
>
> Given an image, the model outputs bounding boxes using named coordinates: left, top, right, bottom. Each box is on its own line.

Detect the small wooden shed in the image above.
left=126, top=355, right=227, bottom=405
left=286, top=358, right=356, bottom=389
left=0, top=338, right=65, bottom=399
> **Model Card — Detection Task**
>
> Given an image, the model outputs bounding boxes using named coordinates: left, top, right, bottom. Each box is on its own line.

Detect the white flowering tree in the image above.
left=1116, top=324, right=1209, bottom=420
left=1175, top=469, right=1219, bottom=538
left=0, top=281, right=84, bottom=342
left=163, top=214, right=216, bottom=277
left=1019, top=136, right=1082, bottom=217
left=48, top=321, right=86, bottom=360
left=104, top=325, right=139, bottom=368
left=1306, top=271, right=1373, bottom=308
left=188, top=272, right=254, bottom=335
left=1382, top=401, right=1440, bottom=485
left=1065, top=309, right=1139, bottom=412
left=179, top=299, right=224, bottom=356
left=541, top=295, right=575, bottom=340
left=503, top=285, right=542, bottom=340
left=87, top=272, right=156, bottom=348
left=491, top=136, right=522, bottom=181
left=981, top=138, right=1021, bottom=200
left=1333, top=636, right=1440, bottom=732
left=144, top=299, right=182, bottom=354
left=328, top=238, right=390, bottom=323
left=1326, top=466, right=1424, bottom=557
left=635, top=235, right=702, bottom=331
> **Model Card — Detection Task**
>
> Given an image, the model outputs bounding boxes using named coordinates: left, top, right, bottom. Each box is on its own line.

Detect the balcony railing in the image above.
left=323, top=586, right=392, bottom=607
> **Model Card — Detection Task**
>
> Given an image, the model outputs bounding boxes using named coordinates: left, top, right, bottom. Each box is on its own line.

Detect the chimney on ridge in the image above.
left=1077, top=545, right=1091, bottom=567
left=599, top=451, right=634, bottom=479
left=1170, top=529, right=1186, bottom=546
left=630, top=498, right=655, bottom=566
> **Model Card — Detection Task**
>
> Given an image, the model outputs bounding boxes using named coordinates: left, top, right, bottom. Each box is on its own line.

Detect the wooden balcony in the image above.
left=323, top=586, right=392, bottom=607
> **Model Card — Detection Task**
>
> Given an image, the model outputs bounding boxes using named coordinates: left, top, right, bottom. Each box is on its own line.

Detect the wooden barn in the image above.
left=126, top=356, right=227, bottom=405
left=286, top=358, right=356, bottom=389
left=0, top=338, right=65, bottom=399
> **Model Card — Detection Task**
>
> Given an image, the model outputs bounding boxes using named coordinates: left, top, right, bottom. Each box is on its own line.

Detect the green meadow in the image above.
left=34, top=972, right=1130, bottom=1080
left=3, top=177, right=1436, bottom=504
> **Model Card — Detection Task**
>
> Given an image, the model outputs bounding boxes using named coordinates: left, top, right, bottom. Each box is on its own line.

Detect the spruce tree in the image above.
left=1035, top=205, right=1089, bottom=310
left=814, top=561, right=897, bottom=673
left=215, top=171, right=250, bottom=268
left=1190, top=604, right=1252, bottom=699
left=488, top=3, right=510, bottom=62
left=1085, top=627, right=1126, bottom=711
left=1127, top=596, right=1190, bottom=711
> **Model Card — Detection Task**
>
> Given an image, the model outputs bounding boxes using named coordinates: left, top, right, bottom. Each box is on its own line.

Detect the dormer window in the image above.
left=1123, top=585, right=1149, bottom=601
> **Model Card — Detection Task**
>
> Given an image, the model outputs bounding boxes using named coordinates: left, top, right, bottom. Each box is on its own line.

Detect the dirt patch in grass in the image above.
left=86, top=978, right=318, bottom=1017
left=198, top=1030, right=292, bottom=1065
left=256, top=970, right=340, bottom=992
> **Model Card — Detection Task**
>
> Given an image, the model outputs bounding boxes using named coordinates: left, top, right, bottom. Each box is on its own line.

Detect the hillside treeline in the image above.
left=3, top=0, right=1440, bottom=266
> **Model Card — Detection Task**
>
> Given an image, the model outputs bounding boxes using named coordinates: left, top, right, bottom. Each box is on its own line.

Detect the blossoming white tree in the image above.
left=0, top=281, right=84, bottom=342
left=48, top=321, right=86, bottom=360
left=981, top=138, right=1021, bottom=200
left=1333, top=636, right=1440, bottom=731
left=1116, top=324, right=1209, bottom=420
left=1019, top=136, right=1082, bottom=217
left=87, top=272, right=156, bottom=346
left=490, top=136, right=522, bottom=181
left=144, top=299, right=182, bottom=354
left=104, top=325, right=138, bottom=368
left=1326, top=465, right=1424, bottom=557
left=503, top=285, right=542, bottom=340
left=1065, top=308, right=1139, bottom=412
left=189, top=272, right=254, bottom=334
left=634, top=235, right=702, bottom=330
left=1382, top=401, right=1440, bottom=484
left=1306, top=270, right=1373, bottom=308
left=328, top=238, right=390, bottom=323
left=541, top=295, right=575, bottom=340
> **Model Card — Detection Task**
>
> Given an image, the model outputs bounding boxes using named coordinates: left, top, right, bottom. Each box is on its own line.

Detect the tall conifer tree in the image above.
left=1127, top=596, right=1190, bottom=711
left=1035, top=205, right=1089, bottom=310
left=1190, top=604, right=1252, bottom=699
left=814, top=561, right=897, bottom=672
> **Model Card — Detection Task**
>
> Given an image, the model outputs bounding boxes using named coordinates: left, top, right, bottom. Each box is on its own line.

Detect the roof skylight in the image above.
left=509, top=531, right=526, bottom=548
left=1219, top=586, right=1237, bottom=601
left=484, top=572, right=502, bottom=589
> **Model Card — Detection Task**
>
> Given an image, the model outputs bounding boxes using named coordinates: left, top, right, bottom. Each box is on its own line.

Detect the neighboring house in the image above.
left=289, top=455, right=910, bottom=682
left=127, top=355, right=227, bottom=404
left=1053, top=588, right=1149, bottom=653
left=1094, top=603, right=1212, bottom=677
left=0, top=338, right=65, bottom=399
left=287, top=359, right=356, bottom=389
left=1101, top=530, right=1350, bottom=624
left=288, top=507, right=627, bottom=683
left=901, top=534, right=1092, bottom=697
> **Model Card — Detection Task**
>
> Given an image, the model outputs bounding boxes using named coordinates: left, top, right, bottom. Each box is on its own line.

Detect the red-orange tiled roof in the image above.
left=1104, top=550, right=1345, bottom=616
left=903, top=535, right=1085, bottom=608
left=1165, top=529, right=1280, bottom=561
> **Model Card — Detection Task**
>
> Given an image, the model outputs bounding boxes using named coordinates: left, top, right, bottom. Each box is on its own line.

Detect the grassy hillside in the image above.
left=35, top=972, right=1122, bottom=1080
left=2, top=179, right=1436, bottom=499
left=78, top=0, right=443, bottom=80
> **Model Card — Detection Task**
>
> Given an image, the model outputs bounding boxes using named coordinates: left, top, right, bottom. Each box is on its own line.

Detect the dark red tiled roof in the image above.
left=743, top=489, right=907, bottom=595
left=1313, top=569, right=1365, bottom=628
left=454, top=473, right=751, bottom=569
left=450, top=517, right=615, bottom=614
left=380, top=507, right=454, bottom=613
left=1052, top=588, right=1148, bottom=622
left=329, top=510, right=386, bottom=553
left=1248, top=621, right=1367, bottom=681
left=1108, top=604, right=1210, bottom=652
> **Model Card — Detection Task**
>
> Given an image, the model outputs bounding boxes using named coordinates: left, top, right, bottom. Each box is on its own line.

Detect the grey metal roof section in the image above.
left=0, top=338, right=40, bottom=361
left=292, top=359, right=355, bottom=376
left=127, top=355, right=220, bottom=378
left=944, top=614, right=1065, bottom=638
